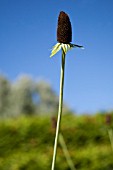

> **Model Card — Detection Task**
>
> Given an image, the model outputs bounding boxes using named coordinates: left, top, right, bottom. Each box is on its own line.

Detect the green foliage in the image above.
left=0, top=113, right=113, bottom=170
left=0, top=75, right=11, bottom=116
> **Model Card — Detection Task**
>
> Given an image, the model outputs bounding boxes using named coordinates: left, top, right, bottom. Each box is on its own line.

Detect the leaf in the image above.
left=50, top=43, right=61, bottom=57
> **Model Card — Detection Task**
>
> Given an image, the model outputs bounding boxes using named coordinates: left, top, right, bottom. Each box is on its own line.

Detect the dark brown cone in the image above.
left=57, top=11, right=72, bottom=44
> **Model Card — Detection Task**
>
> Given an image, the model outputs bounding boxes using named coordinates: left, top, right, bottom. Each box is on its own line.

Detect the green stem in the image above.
left=59, top=133, right=76, bottom=170
left=51, top=48, right=66, bottom=170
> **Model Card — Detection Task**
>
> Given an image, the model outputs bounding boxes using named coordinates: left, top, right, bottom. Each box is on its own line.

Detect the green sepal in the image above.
left=61, top=43, right=84, bottom=54
left=70, top=44, right=84, bottom=49
left=50, top=43, right=84, bottom=58
left=61, top=44, right=71, bottom=54
left=50, top=43, right=61, bottom=57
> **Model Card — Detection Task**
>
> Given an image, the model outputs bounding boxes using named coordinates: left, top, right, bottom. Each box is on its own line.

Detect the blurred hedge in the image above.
left=0, top=113, right=113, bottom=170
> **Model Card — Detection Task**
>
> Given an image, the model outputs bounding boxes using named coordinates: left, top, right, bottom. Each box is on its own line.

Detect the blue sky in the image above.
left=0, top=0, right=113, bottom=114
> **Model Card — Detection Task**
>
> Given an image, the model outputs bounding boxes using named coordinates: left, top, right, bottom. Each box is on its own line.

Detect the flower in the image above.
left=50, top=11, right=83, bottom=58
left=50, top=11, right=83, bottom=170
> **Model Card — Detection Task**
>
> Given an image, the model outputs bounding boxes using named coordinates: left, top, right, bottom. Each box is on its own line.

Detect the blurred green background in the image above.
left=0, top=75, right=113, bottom=170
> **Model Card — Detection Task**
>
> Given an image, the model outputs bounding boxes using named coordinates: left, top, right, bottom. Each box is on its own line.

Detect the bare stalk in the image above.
left=51, top=48, right=66, bottom=170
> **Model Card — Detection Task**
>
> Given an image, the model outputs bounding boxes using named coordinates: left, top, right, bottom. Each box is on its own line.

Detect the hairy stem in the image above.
left=51, top=48, right=66, bottom=170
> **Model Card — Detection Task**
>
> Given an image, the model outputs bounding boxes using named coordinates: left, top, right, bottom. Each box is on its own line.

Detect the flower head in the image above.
left=50, top=11, right=83, bottom=58
left=57, top=11, right=72, bottom=44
